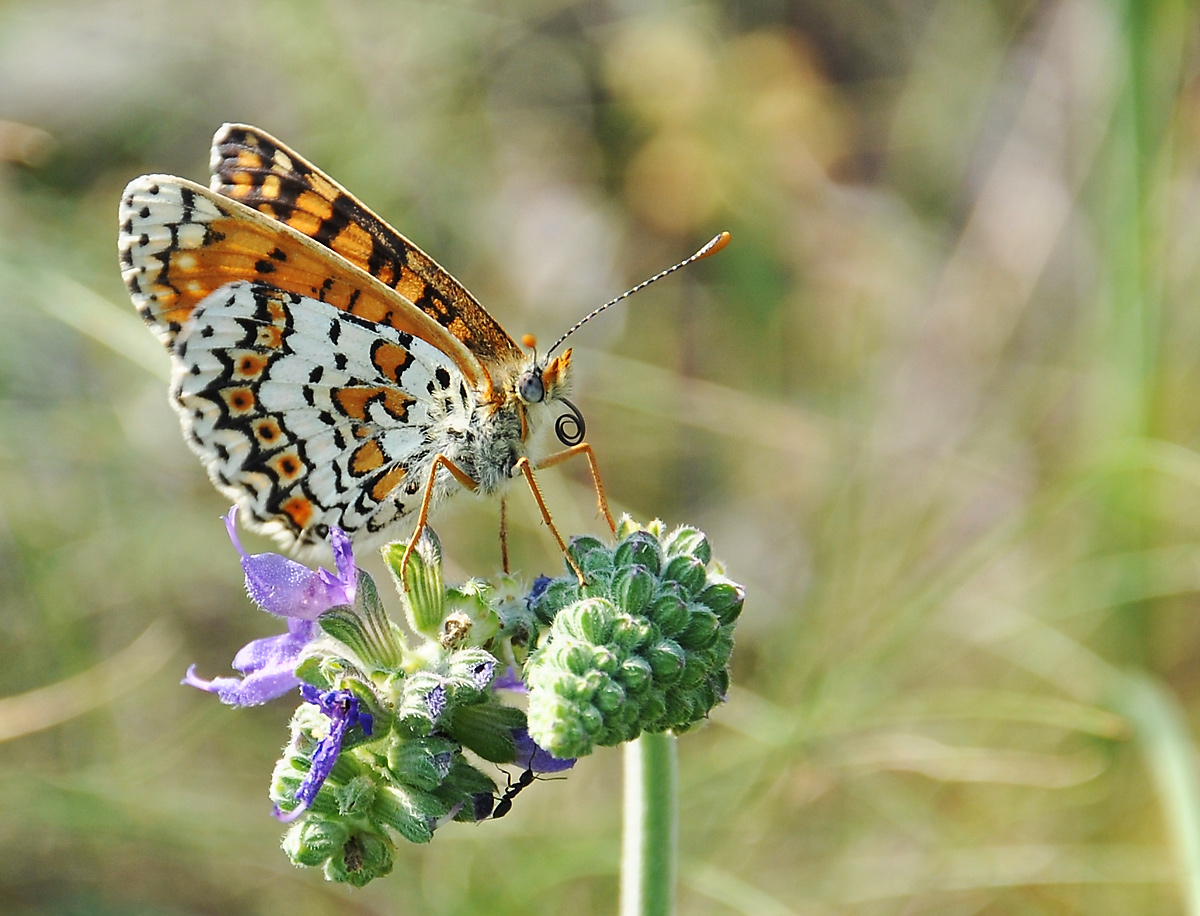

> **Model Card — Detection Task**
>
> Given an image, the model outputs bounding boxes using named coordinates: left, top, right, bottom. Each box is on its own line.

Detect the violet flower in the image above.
left=183, top=507, right=357, bottom=706
left=275, top=686, right=374, bottom=823
left=512, top=726, right=575, bottom=774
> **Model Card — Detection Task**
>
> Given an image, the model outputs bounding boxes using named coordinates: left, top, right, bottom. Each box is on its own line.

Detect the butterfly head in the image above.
left=510, top=346, right=583, bottom=447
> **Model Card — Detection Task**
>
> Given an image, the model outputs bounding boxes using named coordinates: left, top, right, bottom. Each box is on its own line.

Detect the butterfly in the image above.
left=117, top=124, right=728, bottom=572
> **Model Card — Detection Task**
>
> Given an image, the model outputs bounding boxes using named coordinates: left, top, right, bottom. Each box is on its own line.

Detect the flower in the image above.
left=183, top=507, right=358, bottom=706
left=275, top=686, right=374, bottom=823
left=225, top=506, right=356, bottom=618
left=512, top=727, right=575, bottom=774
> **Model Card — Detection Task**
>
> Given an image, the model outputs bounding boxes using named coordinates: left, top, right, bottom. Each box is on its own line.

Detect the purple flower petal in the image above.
left=492, top=666, right=527, bottom=692
left=425, top=684, right=448, bottom=721
left=274, top=688, right=373, bottom=822
left=469, top=658, right=497, bottom=691
left=512, top=727, right=575, bottom=774
left=224, top=506, right=356, bottom=619
left=183, top=619, right=316, bottom=707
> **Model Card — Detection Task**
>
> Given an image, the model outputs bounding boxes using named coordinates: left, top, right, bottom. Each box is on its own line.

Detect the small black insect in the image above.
left=491, top=767, right=536, bottom=820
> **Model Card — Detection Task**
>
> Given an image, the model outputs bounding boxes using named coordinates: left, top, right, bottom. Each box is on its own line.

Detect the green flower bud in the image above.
left=647, top=586, right=689, bottom=635
left=637, top=692, right=667, bottom=727
left=532, top=577, right=582, bottom=625
left=444, top=700, right=524, bottom=763
left=566, top=535, right=612, bottom=575
left=613, top=564, right=657, bottom=616
left=661, top=688, right=696, bottom=728
left=593, top=679, right=626, bottom=713
left=282, top=816, right=349, bottom=867
left=662, top=526, right=712, bottom=565
left=386, top=736, right=457, bottom=791
left=613, top=530, right=663, bottom=575
left=325, top=832, right=395, bottom=886
left=678, top=654, right=709, bottom=689
left=383, top=528, right=446, bottom=639
left=677, top=605, right=721, bottom=651
left=697, top=577, right=745, bottom=624
left=646, top=639, right=686, bottom=682
left=373, top=786, right=444, bottom=845
left=661, top=554, right=707, bottom=596
left=618, top=656, right=654, bottom=693
left=560, top=597, right=617, bottom=644
left=611, top=614, right=654, bottom=651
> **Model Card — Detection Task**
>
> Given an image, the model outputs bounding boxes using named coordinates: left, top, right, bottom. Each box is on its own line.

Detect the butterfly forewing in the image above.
left=118, top=175, right=488, bottom=393
left=172, top=281, right=471, bottom=548
left=209, top=123, right=523, bottom=372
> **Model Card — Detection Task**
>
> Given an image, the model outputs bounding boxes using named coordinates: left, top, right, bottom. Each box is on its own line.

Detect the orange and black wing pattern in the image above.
left=117, top=175, right=489, bottom=393
left=210, top=123, right=523, bottom=371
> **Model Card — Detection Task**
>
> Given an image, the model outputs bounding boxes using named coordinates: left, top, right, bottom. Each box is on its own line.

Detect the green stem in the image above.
left=620, top=732, right=678, bottom=916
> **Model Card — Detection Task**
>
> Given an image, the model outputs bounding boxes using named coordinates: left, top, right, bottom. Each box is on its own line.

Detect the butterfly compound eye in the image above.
left=518, top=369, right=545, bottom=404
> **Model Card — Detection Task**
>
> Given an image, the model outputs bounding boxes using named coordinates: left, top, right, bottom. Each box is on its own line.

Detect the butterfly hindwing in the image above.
left=171, top=281, right=473, bottom=549
left=210, top=123, right=523, bottom=370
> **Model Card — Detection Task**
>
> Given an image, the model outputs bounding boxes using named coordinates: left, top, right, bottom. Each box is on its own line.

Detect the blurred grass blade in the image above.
left=0, top=622, right=179, bottom=742
left=1115, top=673, right=1200, bottom=916
left=41, top=274, right=168, bottom=380
left=684, top=862, right=815, bottom=916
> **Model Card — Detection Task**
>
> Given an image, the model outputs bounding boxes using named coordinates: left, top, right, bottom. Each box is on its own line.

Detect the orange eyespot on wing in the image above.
left=209, top=123, right=523, bottom=369
left=117, top=175, right=490, bottom=394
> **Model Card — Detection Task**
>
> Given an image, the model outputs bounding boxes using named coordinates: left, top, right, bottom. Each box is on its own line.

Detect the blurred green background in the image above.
left=4, top=0, right=1200, bottom=913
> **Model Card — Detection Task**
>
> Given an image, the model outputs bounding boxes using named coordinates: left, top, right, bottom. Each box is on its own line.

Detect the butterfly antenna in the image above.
left=545, top=231, right=731, bottom=357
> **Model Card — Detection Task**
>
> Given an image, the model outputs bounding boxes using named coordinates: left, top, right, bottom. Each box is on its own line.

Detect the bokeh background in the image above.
left=4, top=0, right=1200, bottom=913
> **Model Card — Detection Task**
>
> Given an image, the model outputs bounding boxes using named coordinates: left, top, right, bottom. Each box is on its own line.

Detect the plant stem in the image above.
left=620, top=732, right=678, bottom=916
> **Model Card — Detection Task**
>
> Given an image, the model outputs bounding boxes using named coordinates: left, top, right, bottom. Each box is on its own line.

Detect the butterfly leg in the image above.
left=400, top=454, right=480, bottom=578
left=513, top=457, right=587, bottom=584
left=533, top=442, right=617, bottom=535
left=499, top=497, right=510, bottom=574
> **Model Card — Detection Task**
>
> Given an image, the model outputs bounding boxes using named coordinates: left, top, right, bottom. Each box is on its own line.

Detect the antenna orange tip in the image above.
left=697, top=230, right=732, bottom=260
left=521, top=333, right=538, bottom=350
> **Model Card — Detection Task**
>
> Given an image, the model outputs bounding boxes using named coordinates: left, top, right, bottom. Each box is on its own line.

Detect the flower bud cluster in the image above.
left=524, top=518, right=743, bottom=759
left=186, top=510, right=742, bottom=886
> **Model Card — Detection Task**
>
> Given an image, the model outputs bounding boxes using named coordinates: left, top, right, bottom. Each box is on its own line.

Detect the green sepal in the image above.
left=395, top=671, right=446, bottom=735
left=383, top=527, right=446, bottom=639
left=435, top=757, right=499, bottom=822
left=318, top=569, right=405, bottom=670
left=324, top=831, right=395, bottom=886
left=341, top=679, right=391, bottom=745
left=333, top=774, right=377, bottom=817
left=386, top=735, right=458, bottom=791
left=445, top=701, right=526, bottom=762
left=373, top=785, right=449, bottom=844
left=444, top=579, right=500, bottom=647
left=444, top=647, right=500, bottom=699
left=294, top=656, right=333, bottom=689
left=282, top=816, right=349, bottom=867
